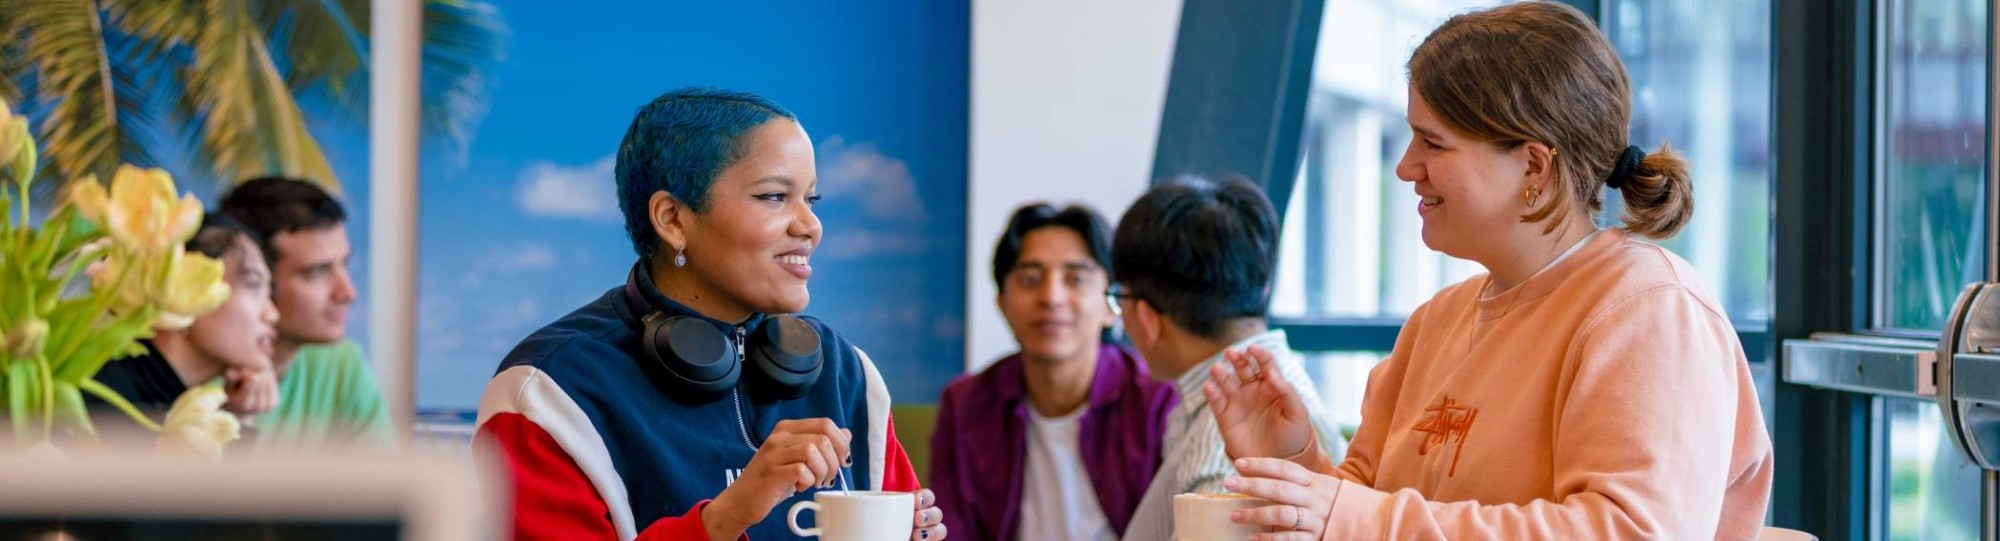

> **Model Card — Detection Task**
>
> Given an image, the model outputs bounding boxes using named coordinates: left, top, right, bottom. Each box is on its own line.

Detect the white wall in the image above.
left=966, top=0, right=1186, bottom=372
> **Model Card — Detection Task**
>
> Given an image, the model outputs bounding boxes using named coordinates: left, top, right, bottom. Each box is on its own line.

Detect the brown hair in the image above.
left=1407, top=1, right=1692, bottom=239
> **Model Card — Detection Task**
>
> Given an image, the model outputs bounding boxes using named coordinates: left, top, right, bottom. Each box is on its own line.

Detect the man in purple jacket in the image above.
left=931, top=203, right=1179, bottom=541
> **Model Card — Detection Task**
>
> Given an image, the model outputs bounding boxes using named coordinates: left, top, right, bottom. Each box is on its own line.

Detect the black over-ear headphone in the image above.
left=624, top=267, right=824, bottom=402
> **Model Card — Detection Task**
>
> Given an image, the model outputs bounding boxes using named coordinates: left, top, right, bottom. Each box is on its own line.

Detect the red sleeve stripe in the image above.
left=478, top=365, right=639, bottom=540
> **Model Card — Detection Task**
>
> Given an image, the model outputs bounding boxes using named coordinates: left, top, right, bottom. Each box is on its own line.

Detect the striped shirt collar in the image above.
left=1172, top=329, right=1292, bottom=419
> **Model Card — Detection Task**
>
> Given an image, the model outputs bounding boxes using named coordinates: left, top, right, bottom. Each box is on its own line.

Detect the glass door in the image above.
left=1777, top=0, right=1997, bottom=539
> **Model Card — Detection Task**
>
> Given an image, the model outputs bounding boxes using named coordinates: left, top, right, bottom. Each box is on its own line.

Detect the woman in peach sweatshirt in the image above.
left=1201, top=2, right=1774, bottom=539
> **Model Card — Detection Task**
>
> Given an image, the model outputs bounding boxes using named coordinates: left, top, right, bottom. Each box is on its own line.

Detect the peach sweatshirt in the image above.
left=1307, top=229, right=1773, bottom=540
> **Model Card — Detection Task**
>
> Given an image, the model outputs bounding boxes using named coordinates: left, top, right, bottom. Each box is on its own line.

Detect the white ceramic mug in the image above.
left=1172, top=492, right=1271, bottom=541
left=787, top=490, right=915, bottom=541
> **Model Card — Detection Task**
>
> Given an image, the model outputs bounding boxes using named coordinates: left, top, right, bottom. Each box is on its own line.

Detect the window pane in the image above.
left=1275, top=0, right=1776, bottom=324
left=1886, top=399, right=1983, bottom=540
left=1612, top=0, right=1773, bottom=323
left=1877, top=0, right=1989, bottom=332
left=1272, top=0, right=1501, bottom=319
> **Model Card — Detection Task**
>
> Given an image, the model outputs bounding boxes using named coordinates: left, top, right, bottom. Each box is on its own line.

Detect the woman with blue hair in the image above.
left=476, top=88, right=946, bottom=541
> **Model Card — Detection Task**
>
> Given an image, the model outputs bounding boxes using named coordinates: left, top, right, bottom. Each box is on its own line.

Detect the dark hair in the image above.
left=1111, top=175, right=1278, bottom=340
left=615, top=87, right=799, bottom=260
left=1409, top=1, right=1692, bottom=239
left=218, top=176, right=346, bottom=264
left=185, top=213, right=264, bottom=266
left=991, top=203, right=1115, bottom=289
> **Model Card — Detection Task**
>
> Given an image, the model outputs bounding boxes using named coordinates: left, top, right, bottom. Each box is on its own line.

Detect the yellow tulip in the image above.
left=153, top=249, right=230, bottom=331
left=70, top=174, right=107, bottom=226
left=0, top=104, right=20, bottom=178
left=80, top=166, right=203, bottom=255
left=5, top=116, right=28, bottom=183
left=90, top=248, right=230, bottom=330
left=155, top=385, right=241, bottom=459
left=89, top=251, right=151, bottom=318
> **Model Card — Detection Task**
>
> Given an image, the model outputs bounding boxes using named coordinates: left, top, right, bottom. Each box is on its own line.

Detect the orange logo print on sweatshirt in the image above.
left=1410, top=396, right=1478, bottom=477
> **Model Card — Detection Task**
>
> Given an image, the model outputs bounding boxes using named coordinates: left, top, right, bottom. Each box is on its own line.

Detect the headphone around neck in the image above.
left=623, top=266, right=824, bottom=402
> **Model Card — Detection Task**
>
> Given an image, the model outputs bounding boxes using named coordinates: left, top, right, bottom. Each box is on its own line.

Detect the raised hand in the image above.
left=222, top=366, right=280, bottom=419
left=1204, top=345, right=1314, bottom=461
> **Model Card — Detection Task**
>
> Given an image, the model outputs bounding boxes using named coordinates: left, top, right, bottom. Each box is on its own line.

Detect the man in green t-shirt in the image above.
left=220, top=178, right=394, bottom=453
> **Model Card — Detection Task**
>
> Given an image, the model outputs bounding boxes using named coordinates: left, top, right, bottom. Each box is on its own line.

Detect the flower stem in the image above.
left=77, top=378, right=159, bottom=431
left=36, top=355, right=51, bottom=441
left=15, top=174, right=25, bottom=228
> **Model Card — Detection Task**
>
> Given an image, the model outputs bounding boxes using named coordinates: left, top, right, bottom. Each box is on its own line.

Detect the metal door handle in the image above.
left=1938, top=282, right=2000, bottom=471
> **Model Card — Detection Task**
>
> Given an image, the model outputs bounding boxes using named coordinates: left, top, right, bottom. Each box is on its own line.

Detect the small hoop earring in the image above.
left=1523, top=185, right=1542, bottom=208
left=674, top=248, right=687, bottom=268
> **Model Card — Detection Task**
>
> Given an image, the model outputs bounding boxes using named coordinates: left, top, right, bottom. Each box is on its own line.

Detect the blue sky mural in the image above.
left=144, top=1, right=968, bottom=414
left=399, top=1, right=969, bottom=412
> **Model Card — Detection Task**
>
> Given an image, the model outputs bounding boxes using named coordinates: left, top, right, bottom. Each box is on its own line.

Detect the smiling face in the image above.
left=998, top=227, right=1113, bottom=366
left=666, top=119, right=823, bottom=320
left=186, top=236, right=281, bottom=371
left=1394, top=88, right=1543, bottom=263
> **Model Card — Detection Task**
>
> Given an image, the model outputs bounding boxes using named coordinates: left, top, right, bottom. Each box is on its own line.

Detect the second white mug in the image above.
left=1173, top=492, right=1271, bottom=541
left=787, top=490, right=915, bottom=541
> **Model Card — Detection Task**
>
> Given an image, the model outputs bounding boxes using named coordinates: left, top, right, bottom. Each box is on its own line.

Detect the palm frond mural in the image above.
left=0, top=0, right=507, bottom=195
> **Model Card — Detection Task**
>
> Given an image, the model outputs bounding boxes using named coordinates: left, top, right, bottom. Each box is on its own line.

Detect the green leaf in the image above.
left=42, top=253, right=138, bottom=379
left=52, top=306, right=152, bottom=383
left=25, top=205, right=70, bottom=270
left=9, top=358, right=40, bottom=442
left=52, top=382, right=98, bottom=445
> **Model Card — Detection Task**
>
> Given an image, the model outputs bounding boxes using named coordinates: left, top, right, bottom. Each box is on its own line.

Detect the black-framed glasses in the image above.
left=1105, top=283, right=1143, bottom=317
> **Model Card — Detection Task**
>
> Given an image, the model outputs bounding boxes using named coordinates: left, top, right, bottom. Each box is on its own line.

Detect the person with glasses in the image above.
left=1108, top=176, right=1347, bottom=541
left=930, top=203, right=1177, bottom=541
left=1202, top=3, right=1773, bottom=539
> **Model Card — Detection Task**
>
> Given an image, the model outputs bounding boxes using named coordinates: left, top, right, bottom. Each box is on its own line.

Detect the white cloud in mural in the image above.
left=818, top=137, right=926, bottom=223
left=490, top=244, right=558, bottom=273
left=458, top=243, right=561, bottom=288
left=518, top=156, right=619, bottom=222
left=418, top=243, right=611, bottom=408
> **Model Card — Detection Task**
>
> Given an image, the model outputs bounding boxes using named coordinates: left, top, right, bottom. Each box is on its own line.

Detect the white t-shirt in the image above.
left=1016, top=406, right=1117, bottom=541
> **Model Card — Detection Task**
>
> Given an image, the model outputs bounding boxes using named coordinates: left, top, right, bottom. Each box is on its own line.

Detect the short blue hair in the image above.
left=615, top=87, right=797, bottom=259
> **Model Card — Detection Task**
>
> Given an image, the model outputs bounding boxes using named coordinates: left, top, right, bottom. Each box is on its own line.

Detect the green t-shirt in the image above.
left=253, top=339, right=395, bottom=453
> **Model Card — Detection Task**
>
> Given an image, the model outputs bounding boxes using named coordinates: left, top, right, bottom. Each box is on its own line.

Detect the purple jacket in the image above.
left=930, top=344, right=1178, bottom=541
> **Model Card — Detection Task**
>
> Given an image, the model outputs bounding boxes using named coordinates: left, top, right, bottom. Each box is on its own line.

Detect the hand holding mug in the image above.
left=703, top=418, right=851, bottom=541
left=1222, top=457, right=1340, bottom=540
left=788, top=490, right=915, bottom=541
left=909, top=488, right=946, bottom=540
